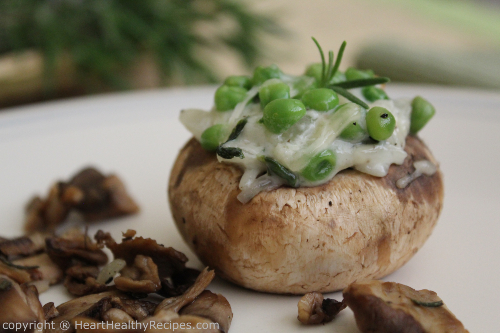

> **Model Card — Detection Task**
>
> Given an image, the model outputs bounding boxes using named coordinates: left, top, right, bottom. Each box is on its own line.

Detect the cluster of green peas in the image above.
left=201, top=64, right=436, bottom=183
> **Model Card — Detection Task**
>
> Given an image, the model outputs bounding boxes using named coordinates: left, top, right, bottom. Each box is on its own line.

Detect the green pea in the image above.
left=214, top=85, right=247, bottom=111
left=291, top=76, right=317, bottom=98
left=224, top=75, right=252, bottom=90
left=301, top=88, right=339, bottom=111
left=304, top=63, right=323, bottom=82
left=362, top=86, right=389, bottom=102
left=340, top=121, right=367, bottom=142
left=410, top=96, right=435, bottom=134
left=302, top=150, right=336, bottom=181
left=252, top=64, right=282, bottom=86
left=263, top=99, right=306, bottom=134
left=366, top=107, right=396, bottom=141
left=345, top=67, right=374, bottom=81
left=330, top=71, right=346, bottom=84
left=259, top=80, right=290, bottom=108
left=200, top=124, right=228, bottom=151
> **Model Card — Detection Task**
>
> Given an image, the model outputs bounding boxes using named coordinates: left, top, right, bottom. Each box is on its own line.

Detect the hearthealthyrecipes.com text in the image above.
left=3, top=321, right=220, bottom=331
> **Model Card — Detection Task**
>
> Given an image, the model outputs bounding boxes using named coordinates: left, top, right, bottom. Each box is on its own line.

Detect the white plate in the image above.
left=1, top=85, right=499, bottom=332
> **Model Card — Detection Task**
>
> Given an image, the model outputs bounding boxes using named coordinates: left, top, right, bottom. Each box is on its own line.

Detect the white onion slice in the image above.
left=96, top=259, right=127, bottom=284
left=237, top=174, right=285, bottom=203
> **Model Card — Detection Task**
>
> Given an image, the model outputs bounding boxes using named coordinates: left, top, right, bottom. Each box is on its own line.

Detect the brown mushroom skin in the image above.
left=168, top=135, right=443, bottom=294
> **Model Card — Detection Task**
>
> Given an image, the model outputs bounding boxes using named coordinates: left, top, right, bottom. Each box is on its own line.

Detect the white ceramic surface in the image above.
left=1, top=85, right=499, bottom=332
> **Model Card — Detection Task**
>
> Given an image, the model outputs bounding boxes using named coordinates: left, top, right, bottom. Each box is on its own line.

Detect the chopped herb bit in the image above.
left=0, top=278, right=11, bottom=291
left=332, top=77, right=390, bottom=89
left=330, top=86, right=369, bottom=109
left=263, top=156, right=298, bottom=187
left=411, top=299, right=444, bottom=307
left=0, top=256, right=39, bottom=270
left=216, top=147, right=244, bottom=159
left=257, top=117, right=264, bottom=124
left=227, top=118, right=248, bottom=142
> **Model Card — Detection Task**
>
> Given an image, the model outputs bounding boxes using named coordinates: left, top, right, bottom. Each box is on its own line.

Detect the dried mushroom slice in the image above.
left=0, top=275, right=44, bottom=330
left=107, top=296, right=156, bottom=321
left=43, top=302, right=60, bottom=321
left=114, top=255, right=162, bottom=294
left=64, top=265, right=109, bottom=296
left=25, top=196, right=52, bottom=234
left=0, top=257, right=41, bottom=284
left=297, top=292, right=346, bottom=325
left=65, top=168, right=139, bottom=222
left=24, top=167, right=139, bottom=233
left=96, top=230, right=198, bottom=297
left=46, top=229, right=108, bottom=269
left=0, top=232, right=47, bottom=259
left=343, top=280, right=469, bottom=333
left=13, top=253, right=64, bottom=285
left=44, top=266, right=228, bottom=333
left=45, top=291, right=127, bottom=333
left=180, top=290, right=233, bottom=333
left=155, top=267, right=215, bottom=315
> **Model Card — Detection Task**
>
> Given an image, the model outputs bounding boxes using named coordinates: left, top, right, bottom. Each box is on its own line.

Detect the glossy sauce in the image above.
left=181, top=87, right=414, bottom=203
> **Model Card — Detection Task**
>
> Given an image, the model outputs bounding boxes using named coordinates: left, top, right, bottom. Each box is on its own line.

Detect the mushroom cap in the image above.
left=168, top=136, right=443, bottom=294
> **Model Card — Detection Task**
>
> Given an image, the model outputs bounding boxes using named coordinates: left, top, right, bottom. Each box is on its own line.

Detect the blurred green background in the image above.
left=1, top=0, right=499, bottom=108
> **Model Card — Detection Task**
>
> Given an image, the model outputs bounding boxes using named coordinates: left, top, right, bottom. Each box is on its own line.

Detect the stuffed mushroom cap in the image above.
left=168, top=134, right=443, bottom=294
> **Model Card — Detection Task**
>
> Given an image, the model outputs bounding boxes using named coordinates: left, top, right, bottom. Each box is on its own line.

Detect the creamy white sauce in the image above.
left=396, top=160, right=437, bottom=189
left=180, top=84, right=415, bottom=203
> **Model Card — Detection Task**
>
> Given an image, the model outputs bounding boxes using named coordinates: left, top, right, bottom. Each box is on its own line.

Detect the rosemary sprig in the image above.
left=330, top=86, right=369, bottom=109
left=332, top=77, right=390, bottom=89
left=311, top=38, right=347, bottom=88
left=312, top=37, right=391, bottom=109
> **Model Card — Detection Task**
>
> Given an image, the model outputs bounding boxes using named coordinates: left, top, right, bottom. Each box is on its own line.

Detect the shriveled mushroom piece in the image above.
left=45, top=229, right=109, bottom=296
left=13, top=253, right=64, bottom=285
left=161, top=268, right=201, bottom=298
left=46, top=229, right=108, bottom=269
left=343, top=280, right=469, bottom=333
left=0, top=275, right=44, bottom=329
left=43, top=302, right=60, bottom=321
left=154, top=267, right=215, bottom=315
left=297, top=292, right=346, bottom=325
left=142, top=271, right=227, bottom=330
left=24, top=167, right=139, bottom=233
left=25, top=186, right=70, bottom=233
left=64, top=265, right=109, bottom=296
left=179, top=290, right=233, bottom=333
left=22, top=284, right=45, bottom=323
left=0, top=258, right=40, bottom=284
left=45, top=291, right=126, bottom=333
left=96, top=230, right=198, bottom=297
left=114, top=255, right=162, bottom=294
left=107, top=296, right=157, bottom=321
left=73, top=294, right=157, bottom=323
left=0, top=232, right=47, bottom=259
left=65, top=168, right=140, bottom=222
left=45, top=291, right=158, bottom=333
